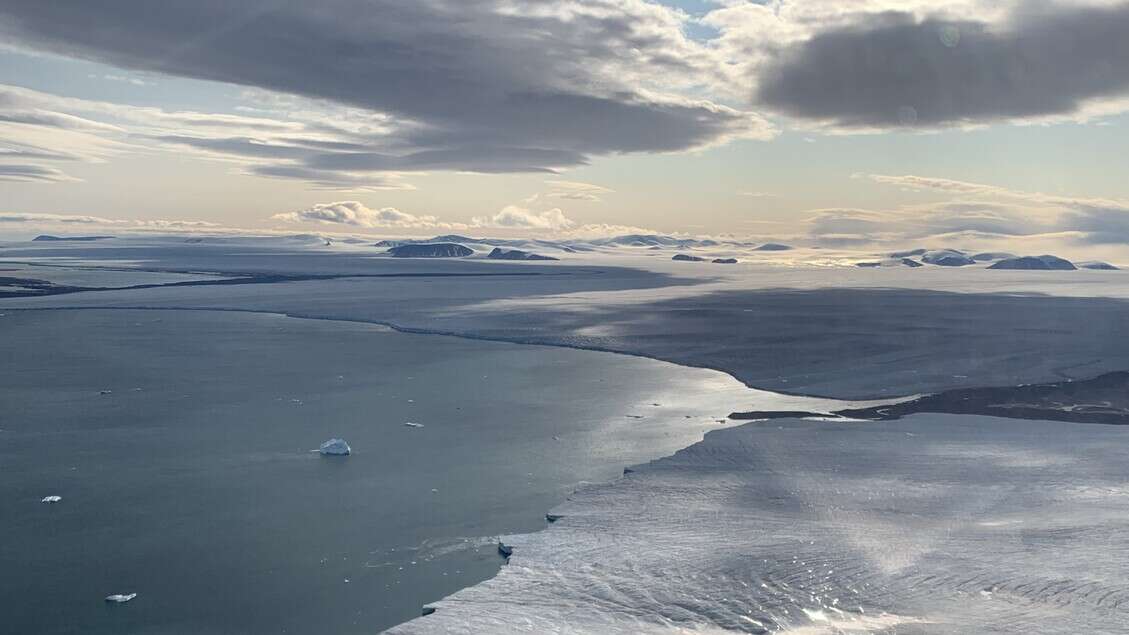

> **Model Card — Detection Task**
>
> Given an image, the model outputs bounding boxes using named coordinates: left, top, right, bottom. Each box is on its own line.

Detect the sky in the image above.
left=1, top=0, right=1129, bottom=256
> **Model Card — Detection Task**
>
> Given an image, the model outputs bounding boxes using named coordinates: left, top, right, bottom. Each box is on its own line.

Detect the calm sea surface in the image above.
left=1, top=309, right=769, bottom=634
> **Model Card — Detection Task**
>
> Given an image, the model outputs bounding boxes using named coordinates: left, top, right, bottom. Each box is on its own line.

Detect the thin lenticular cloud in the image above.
left=543, top=181, right=614, bottom=202
left=0, top=164, right=80, bottom=183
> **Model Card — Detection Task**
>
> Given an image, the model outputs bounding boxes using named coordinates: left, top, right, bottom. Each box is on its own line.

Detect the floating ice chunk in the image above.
left=99, top=390, right=113, bottom=395
left=41, top=495, right=62, bottom=503
left=319, top=438, right=351, bottom=456
left=403, top=422, right=424, bottom=428
left=104, top=593, right=136, bottom=603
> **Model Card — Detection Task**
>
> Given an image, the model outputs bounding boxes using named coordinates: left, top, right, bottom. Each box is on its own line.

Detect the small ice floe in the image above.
left=41, top=495, right=62, bottom=504
left=319, top=438, right=351, bottom=456
left=99, top=390, right=113, bottom=396
left=104, top=593, right=137, bottom=603
left=403, top=422, right=424, bottom=428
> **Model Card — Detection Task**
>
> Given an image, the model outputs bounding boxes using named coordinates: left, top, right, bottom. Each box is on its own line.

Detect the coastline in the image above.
left=389, top=413, right=1129, bottom=634
left=6, top=257, right=1129, bottom=632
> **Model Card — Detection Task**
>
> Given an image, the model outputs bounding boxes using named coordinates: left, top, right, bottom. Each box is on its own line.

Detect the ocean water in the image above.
left=0, top=308, right=836, bottom=634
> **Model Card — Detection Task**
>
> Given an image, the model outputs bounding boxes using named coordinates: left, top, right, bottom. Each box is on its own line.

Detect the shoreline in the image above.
left=8, top=305, right=1127, bottom=633
left=1, top=306, right=900, bottom=633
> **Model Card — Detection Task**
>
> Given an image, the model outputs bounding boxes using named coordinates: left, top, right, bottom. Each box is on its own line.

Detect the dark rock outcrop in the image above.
left=712, top=258, right=738, bottom=264
left=672, top=254, right=705, bottom=262
left=386, top=243, right=473, bottom=258
left=754, top=243, right=792, bottom=251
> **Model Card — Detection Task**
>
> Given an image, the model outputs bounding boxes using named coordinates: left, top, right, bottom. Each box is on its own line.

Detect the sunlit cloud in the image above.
left=272, top=201, right=458, bottom=229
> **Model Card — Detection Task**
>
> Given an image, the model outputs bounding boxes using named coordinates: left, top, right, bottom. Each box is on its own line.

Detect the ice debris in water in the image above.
left=319, top=438, right=351, bottom=456
left=403, top=422, right=424, bottom=428
left=104, top=593, right=137, bottom=603
left=41, top=495, right=62, bottom=504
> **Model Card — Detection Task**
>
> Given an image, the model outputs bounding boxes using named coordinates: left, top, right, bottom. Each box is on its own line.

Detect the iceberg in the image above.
left=104, top=593, right=137, bottom=603
left=40, top=495, right=62, bottom=503
left=318, top=438, right=351, bottom=456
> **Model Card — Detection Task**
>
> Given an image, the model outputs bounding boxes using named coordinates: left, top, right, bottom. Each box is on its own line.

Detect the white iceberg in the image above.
left=104, top=593, right=136, bottom=603
left=403, top=422, right=424, bottom=428
left=318, top=438, right=351, bottom=456
left=40, top=495, right=62, bottom=504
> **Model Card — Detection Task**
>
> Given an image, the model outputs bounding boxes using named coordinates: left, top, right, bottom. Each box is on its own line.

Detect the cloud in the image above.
left=804, top=172, right=1129, bottom=250
left=472, top=206, right=575, bottom=231
left=862, top=172, right=1129, bottom=209
left=0, top=212, right=119, bottom=224
left=96, top=74, right=152, bottom=86
left=272, top=201, right=451, bottom=229
left=0, top=0, right=773, bottom=177
left=1066, top=204, right=1129, bottom=245
left=756, top=3, right=1129, bottom=128
left=0, top=211, right=224, bottom=231
left=0, top=163, right=80, bottom=183
left=543, top=180, right=614, bottom=202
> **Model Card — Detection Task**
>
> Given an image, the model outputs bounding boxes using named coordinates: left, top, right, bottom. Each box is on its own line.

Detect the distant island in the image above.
left=486, top=247, right=558, bottom=261
left=989, top=255, right=1076, bottom=270
left=386, top=243, right=474, bottom=258
left=32, top=235, right=113, bottom=242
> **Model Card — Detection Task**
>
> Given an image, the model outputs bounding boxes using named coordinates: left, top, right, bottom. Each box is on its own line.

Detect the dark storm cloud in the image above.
left=0, top=0, right=757, bottom=173
left=756, top=3, right=1129, bottom=127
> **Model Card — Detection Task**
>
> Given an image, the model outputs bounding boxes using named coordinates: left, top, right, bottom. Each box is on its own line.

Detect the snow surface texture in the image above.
left=390, top=414, right=1129, bottom=634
